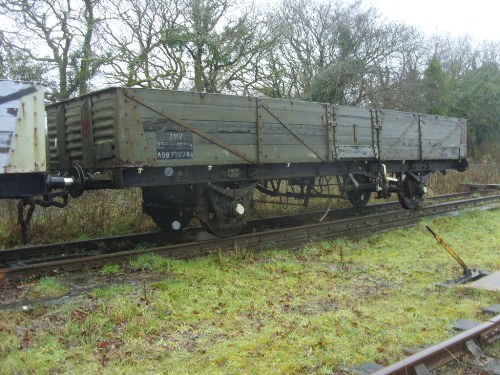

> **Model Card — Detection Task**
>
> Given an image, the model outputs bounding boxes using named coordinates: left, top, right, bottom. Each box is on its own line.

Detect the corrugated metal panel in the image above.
left=65, top=100, right=83, bottom=163
left=92, top=92, right=116, bottom=160
left=46, top=88, right=119, bottom=170
left=46, top=107, right=59, bottom=169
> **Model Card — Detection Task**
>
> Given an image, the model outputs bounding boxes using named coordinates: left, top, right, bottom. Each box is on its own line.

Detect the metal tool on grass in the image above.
left=426, top=226, right=488, bottom=286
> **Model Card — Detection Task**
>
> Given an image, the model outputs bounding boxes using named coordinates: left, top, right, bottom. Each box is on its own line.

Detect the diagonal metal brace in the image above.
left=123, top=91, right=256, bottom=164
left=260, top=103, right=325, bottom=161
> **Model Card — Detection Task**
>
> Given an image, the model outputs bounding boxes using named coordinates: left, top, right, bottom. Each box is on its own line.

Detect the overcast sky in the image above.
left=366, top=0, right=500, bottom=42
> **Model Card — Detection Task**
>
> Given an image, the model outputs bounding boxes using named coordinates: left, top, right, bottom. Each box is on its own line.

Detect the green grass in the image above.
left=31, top=276, right=69, bottom=298
left=0, top=208, right=498, bottom=374
left=100, top=264, right=121, bottom=275
left=129, top=253, right=172, bottom=272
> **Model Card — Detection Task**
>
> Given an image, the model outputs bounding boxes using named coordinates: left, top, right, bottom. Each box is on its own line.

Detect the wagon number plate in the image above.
left=156, top=131, right=194, bottom=160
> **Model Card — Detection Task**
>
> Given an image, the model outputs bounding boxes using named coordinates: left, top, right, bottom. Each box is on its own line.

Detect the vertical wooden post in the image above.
left=256, top=98, right=263, bottom=163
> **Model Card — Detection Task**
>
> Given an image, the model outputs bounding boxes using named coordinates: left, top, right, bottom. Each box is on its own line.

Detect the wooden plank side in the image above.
left=46, top=87, right=465, bottom=169
left=336, top=145, right=376, bottom=159
left=334, top=105, right=376, bottom=159
left=257, top=97, right=328, bottom=161
left=140, top=119, right=331, bottom=136
left=420, top=114, right=463, bottom=160
left=192, top=133, right=329, bottom=146
left=127, top=87, right=257, bottom=108
left=378, top=110, right=419, bottom=161
left=188, top=145, right=324, bottom=165
left=131, top=88, right=329, bottom=165
left=139, top=103, right=257, bottom=123
left=137, top=143, right=322, bottom=166
left=382, top=147, right=420, bottom=160
left=259, top=96, right=326, bottom=113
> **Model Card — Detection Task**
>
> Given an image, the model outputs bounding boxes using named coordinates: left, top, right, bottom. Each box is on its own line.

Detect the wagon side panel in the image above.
left=126, top=88, right=258, bottom=166
left=334, top=106, right=377, bottom=160
left=257, top=98, right=328, bottom=163
left=378, top=110, right=420, bottom=161
left=420, top=114, right=465, bottom=160
left=124, top=89, right=328, bottom=166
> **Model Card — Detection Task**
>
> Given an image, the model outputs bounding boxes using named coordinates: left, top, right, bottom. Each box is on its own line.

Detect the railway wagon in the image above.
left=0, top=81, right=47, bottom=198
left=41, top=87, right=467, bottom=237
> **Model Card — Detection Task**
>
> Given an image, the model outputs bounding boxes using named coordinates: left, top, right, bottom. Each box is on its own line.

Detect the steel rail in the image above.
left=371, top=315, right=500, bottom=375
left=1, top=194, right=498, bottom=282
left=0, top=192, right=474, bottom=263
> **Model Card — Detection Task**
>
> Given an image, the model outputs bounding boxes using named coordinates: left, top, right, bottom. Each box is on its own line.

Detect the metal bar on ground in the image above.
left=370, top=315, right=500, bottom=375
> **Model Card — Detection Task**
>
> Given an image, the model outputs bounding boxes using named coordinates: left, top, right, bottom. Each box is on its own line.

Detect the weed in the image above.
left=75, top=233, right=91, bottom=241
left=214, top=246, right=254, bottom=268
left=0, top=188, right=156, bottom=246
left=32, top=276, right=68, bottom=297
left=428, top=142, right=499, bottom=195
left=129, top=253, right=171, bottom=272
left=100, top=264, right=121, bottom=275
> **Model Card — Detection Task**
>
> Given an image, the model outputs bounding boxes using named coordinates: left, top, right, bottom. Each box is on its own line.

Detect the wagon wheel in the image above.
left=397, top=173, right=423, bottom=210
left=195, top=182, right=255, bottom=238
left=146, top=206, right=193, bottom=231
left=344, top=174, right=371, bottom=208
left=142, top=186, right=194, bottom=231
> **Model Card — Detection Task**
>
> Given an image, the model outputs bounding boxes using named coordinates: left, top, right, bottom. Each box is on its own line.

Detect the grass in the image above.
left=129, top=254, right=172, bottom=272
left=0, top=189, right=156, bottom=247
left=30, top=276, right=69, bottom=298
left=100, top=264, right=121, bottom=276
left=0, top=208, right=498, bottom=374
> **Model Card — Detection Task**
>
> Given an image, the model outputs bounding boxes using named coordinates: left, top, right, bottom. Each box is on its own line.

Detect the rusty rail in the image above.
left=0, top=192, right=475, bottom=264
left=371, top=315, right=500, bottom=375
left=1, top=194, right=498, bottom=282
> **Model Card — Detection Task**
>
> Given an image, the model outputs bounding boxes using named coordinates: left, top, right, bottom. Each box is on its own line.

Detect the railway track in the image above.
left=1, top=193, right=498, bottom=282
left=368, top=314, right=500, bottom=375
left=352, top=313, right=500, bottom=375
left=0, top=192, right=476, bottom=264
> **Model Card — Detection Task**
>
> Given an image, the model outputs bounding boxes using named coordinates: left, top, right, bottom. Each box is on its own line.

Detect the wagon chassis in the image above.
left=14, top=156, right=466, bottom=242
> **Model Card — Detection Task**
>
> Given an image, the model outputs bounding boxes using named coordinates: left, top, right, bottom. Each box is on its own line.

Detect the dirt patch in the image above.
left=0, top=270, right=172, bottom=312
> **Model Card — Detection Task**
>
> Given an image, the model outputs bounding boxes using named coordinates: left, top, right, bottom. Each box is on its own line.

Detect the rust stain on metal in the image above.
left=426, top=226, right=468, bottom=272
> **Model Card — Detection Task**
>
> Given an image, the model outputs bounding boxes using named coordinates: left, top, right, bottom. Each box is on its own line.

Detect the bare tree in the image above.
left=177, top=0, right=274, bottom=93
left=0, top=0, right=103, bottom=100
left=102, top=0, right=187, bottom=89
left=261, top=0, right=424, bottom=106
left=102, top=0, right=273, bottom=93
